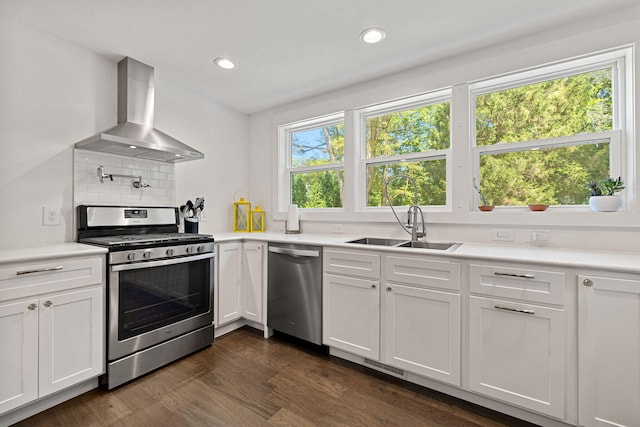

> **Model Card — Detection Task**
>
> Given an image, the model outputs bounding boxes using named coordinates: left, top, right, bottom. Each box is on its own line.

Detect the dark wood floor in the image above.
left=15, top=328, right=538, bottom=426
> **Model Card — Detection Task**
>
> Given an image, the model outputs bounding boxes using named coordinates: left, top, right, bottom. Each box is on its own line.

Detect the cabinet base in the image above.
left=329, top=347, right=574, bottom=427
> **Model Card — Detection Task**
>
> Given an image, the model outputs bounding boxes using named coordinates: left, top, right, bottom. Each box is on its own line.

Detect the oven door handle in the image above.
left=111, top=252, right=216, bottom=272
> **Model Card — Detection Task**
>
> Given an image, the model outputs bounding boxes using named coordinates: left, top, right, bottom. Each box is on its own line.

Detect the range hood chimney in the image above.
left=75, top=57, right=204, bottom=162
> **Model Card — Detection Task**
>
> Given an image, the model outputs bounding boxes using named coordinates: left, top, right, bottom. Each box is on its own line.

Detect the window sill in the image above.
left=274, top=208, right=640, bottom=230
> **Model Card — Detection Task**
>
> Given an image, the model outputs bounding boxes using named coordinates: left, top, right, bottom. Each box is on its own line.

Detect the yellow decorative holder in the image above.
left=250, top=206, right=265, bottom=232
left=233, top=197, right=251, bottom=232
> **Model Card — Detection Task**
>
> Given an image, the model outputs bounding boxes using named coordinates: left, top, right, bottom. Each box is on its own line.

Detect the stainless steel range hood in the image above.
left=75, top=57, right=204, bottom=162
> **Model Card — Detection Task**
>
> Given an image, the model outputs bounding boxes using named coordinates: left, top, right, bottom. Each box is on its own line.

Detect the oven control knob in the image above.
left=143, top=251, right=152, bottom=259
left=197, top=245, right=204, bottom=253
left=166, top=248, right=175, bottom=256
left=186, top=246, right=194, bottom=254
left=127, top=252, right=136, bottom=261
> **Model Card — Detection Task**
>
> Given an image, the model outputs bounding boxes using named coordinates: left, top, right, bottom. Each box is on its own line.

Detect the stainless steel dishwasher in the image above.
left=267, top=242, right=322, bottom=345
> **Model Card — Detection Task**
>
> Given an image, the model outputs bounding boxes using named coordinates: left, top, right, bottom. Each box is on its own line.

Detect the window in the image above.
left=471, top=52, right=624, bottom=207
left=275, top=47, right=632, bottom=220
left=279, top=114, right=344, bottom=209
left=357, top=91, right=451, bottom=208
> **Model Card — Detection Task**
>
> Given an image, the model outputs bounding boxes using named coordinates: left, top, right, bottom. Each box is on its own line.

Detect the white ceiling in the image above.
left=1, top=0, right=640, bottom=114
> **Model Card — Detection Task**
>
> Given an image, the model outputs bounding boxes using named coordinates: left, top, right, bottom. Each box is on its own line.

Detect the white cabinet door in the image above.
left=382, top=283, right=460, bottom=385
left=469, top=296, right=565, bottom=418
left=323, top=273, right=379, bottom=359
left=242, top=242, right=264, bottom=323
left=0, top=299, right=38, bottom=414
left=38, top=287, right=104, bottom=397
left=217, top=243, right=242, bottom=326
left=578, top=275, right=640, bottom=427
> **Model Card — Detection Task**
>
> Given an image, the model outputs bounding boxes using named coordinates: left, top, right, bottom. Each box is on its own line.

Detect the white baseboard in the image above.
left=0, top=378, right=98, bottom=427
left=329, top=347, right=573, bottom=427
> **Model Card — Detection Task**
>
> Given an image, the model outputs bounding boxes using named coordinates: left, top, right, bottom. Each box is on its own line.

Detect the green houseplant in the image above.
left=587, top=176, right=625, bottom=212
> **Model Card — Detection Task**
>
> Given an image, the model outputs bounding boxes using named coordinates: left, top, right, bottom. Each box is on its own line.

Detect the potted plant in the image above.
left=586, top=176, right=625, bottom=212
left=473, top=179, right=494, bottom=211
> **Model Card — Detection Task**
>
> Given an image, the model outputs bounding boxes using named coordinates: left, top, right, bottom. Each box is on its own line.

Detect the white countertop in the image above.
left=0, top=243, right=107, bottom=265
left=2, top=233, right=638, bottom=274
left=213, top=232, right=640, bottom=274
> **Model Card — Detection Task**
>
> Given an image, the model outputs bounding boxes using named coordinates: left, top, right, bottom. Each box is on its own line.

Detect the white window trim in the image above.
left=354, top=89, right=453, bottom=212
left=471, top=131, right=621, bottom=209
left=277, top=112, right=344, bottom=213
left=469, top=47, right=631, bottom=212
left=274, top=46, right=635, bottom=228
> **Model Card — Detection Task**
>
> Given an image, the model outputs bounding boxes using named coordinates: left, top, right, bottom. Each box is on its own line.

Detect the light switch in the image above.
left=530, top=230, right=550, bottom=243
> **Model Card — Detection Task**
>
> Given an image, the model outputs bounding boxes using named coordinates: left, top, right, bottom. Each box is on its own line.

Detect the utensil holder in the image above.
left=184, top=217, right=199, bottom=234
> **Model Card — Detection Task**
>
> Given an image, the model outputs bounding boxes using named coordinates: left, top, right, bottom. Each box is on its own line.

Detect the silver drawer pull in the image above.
left=16, top=266, right=63, bottom=276
left=494, top=305, right=535, bottom=315
left=494, top=272, right=535, bottom=279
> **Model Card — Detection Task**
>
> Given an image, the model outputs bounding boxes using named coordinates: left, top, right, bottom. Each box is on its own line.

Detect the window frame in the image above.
left=353, top=89, right=453, bottom=212
left=469, top=49, right=628, bottom=210
left=277, top=112, right=345, bottom=212
left=274, top=46, right=634, bottom=225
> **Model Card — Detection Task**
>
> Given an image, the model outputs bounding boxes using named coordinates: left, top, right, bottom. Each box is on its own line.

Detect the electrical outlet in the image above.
left=492, top=228, right=514, bottom=241
left=331, top=224, right=343, bottom=234
left=43, top=206, right=60, bottom=226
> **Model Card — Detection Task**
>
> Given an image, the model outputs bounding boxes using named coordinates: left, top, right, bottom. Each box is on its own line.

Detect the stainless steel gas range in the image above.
left=77, top=205, right=215, bottom=389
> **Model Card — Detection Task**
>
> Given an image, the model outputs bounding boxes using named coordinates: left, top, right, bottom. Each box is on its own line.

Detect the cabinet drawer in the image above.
left=0, top=257, right=104, bottom=302
left=469, top=263, right=564, bottom=305
left=386, top=256, right=460, bottom=291
left=324, top=249, right=380, bottom=279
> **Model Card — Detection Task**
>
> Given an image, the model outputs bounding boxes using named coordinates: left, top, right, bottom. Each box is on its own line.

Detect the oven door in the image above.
left=108, top=252, right=214, bottom=361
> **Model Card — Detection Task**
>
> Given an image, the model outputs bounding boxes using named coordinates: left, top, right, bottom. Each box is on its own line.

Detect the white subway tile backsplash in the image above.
left=150, top=171, right=167, bottom=180
left=87, top=182, right=106, bottom=193
left=99, top=192, right=123, bottom=204
left=121, top=159, right=142, bottom=170
left=74, top=149, right=176, bottom=207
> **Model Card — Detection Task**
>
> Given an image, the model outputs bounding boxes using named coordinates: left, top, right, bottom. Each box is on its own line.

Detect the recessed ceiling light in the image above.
left=129, top=145, right=137, bottom=149
left=360, top=27, right=386, bottom=44
left=214, top=57, right=236, bottom=70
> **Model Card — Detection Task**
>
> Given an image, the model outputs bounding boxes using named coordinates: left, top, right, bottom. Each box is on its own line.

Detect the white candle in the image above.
left=287, top=204, right=299, bottom=231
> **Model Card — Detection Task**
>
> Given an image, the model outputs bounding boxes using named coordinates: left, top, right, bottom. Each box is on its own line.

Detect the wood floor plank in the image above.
left=13, top=327, right=538, bottom=427
left=268, top=407, right=317, bottom=427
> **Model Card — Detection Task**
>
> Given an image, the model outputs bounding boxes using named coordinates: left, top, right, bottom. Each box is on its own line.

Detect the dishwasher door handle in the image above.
left=268, top=246, right=320, bottom=258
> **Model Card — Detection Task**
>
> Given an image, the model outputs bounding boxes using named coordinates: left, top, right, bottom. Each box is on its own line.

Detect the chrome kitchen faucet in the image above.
left=383, top=175, right=426, bottom=242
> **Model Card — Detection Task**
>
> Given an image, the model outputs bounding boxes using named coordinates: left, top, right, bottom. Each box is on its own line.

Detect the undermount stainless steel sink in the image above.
left=346, top=237, right=408, bottom=246
left=345, top=237, right=459, bottom=251
left=396, top=241, right=459, bottom=251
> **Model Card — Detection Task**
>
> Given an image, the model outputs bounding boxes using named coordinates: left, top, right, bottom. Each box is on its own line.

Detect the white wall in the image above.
left=0, top=16, right=248, bottom=246
left=0, top=16, right=114, bottom=246
left=248, top=15, right=640, bottom=251
left=159, top=79, right=249, bottom=234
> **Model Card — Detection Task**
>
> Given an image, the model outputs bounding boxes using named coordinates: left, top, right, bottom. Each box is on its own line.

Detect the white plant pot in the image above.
left=589, top=195, right=622, bottom=212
